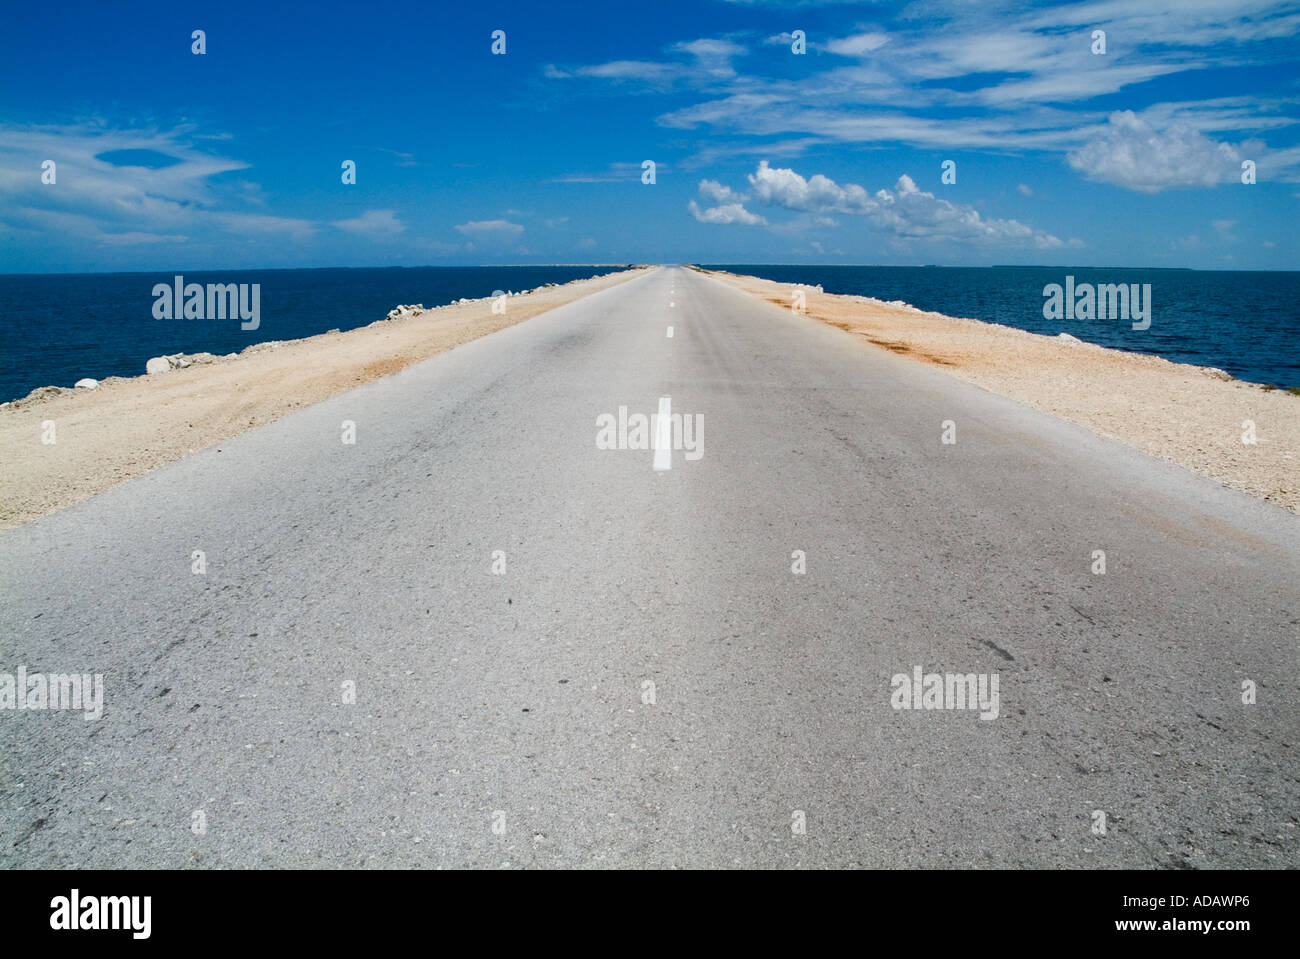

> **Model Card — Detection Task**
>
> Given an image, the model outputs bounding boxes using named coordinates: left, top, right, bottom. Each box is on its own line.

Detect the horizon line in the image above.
left=3, top=262, right=1300, bottom=278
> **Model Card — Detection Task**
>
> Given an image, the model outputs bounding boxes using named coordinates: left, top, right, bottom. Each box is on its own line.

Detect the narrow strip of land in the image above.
left=2, top=266, right=1296, bottom=868
left=704, top=268, right=1299, bottom=513
left=0, top=268, right=649, bottom=528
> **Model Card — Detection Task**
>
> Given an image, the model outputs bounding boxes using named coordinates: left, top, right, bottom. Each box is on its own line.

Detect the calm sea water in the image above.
left=0, top=266, right=629, bottom=402
left=709, top=265, right=1300, bottom=390
left=1, top=265, right=1297, bottom=401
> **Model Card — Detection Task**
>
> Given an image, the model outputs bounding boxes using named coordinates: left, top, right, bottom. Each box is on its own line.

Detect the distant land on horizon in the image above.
left=6, top=262, right=1299, bottom=278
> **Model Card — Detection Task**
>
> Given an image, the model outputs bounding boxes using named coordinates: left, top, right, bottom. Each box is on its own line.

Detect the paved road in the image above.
left=3, top=265, right=1297, bottom=868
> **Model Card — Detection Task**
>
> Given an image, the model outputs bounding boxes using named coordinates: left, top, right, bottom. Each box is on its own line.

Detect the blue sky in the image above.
left=1, top=0, right=1298, bottom=272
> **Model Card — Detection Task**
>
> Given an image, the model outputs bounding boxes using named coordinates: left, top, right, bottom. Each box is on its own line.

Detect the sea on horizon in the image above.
left=0, top=264, right=1297, bottom=402
left=0, top=265, right=625, bottom=402
left=707, top=264, right=1300, bottom=391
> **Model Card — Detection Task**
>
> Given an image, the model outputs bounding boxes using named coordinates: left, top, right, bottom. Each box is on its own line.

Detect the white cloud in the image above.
left=704, top=161, right=1075, bottom=248
left=698, top=178, right=745, bottom=203
left=0, top=122, right=247, bottom=235
left=560, top=36, right=747, bottom=91
left=332, top=209, right=405, bottom=237
left=556, top=1, right=1300, bottom=188
left=549, top=162, right=650, bottom=183
left=1212, top=219, right=1238, bottom=242
left=0, top=121, right=325, bottom=249
left=870, top=172, right=1063, bottom=246
left=378, top=148, right=417, bottom=167
left=826, top=32, right=889, bottom=56
left=748, top=160, right=876, bottom=214
left=1017, top=183, right=1033, bottom=196
left=454, top=219, right=524, bottom=237
left=1066, top=110, right=1245, bottom=192
left=687, top=199, right=767, bottom=225
left=216, top=212, right=316, bottom=238
left=98, top=231, right=187, bottom=245
left=576, top=60, right=679, bottom=84
left=570, top=37, right=746, bottom=89
left=550, top=173, right=622, bottom=183
left=673, top=38, right=747, bottom=60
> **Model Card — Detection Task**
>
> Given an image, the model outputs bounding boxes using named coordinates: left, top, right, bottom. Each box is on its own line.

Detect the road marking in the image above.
left=654, top=397, right=672, bottom=471
left=666, top=326, right=674, bottom=338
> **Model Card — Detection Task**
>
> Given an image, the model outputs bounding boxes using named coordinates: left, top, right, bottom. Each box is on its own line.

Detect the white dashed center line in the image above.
left=653, top=396, right=672, bottom=471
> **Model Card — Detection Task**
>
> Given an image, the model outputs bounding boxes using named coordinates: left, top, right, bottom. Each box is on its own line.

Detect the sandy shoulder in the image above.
left=704, top=268, right=1299, bottom=514
left=1, top=268, right=652, bottom=529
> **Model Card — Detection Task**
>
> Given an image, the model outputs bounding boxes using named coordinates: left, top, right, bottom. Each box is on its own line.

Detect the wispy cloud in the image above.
left=548, top=36, right=749, bottom=92
left=97, top=231, right=188, bottom=245
left=377, top=148, right=418, bottom=167
left=454, top=219, right=524, bottom=237
left=550, top=3, right=1300, bottom=189
left=0, top=121, right=319, bottom=246
left=549, top=161, right=658, bottom=183
left=825, top=32, right=889, bottom=56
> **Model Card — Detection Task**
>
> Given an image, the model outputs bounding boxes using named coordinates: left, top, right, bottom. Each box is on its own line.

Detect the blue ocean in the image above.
left=709, top=265, right=1300, bottom=391
left=0, top=266, right=630, bottom=402
left=1, top=265, right=1297, bottom=401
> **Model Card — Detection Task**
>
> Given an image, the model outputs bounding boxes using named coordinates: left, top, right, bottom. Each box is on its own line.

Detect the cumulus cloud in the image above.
left=331, top=209, right=405, bottom=237
left=687, top=199, right=766, bottom=225
left=747, top=160, right=876, bottom=214
left=697, top=161, right=1075, bottom=248
left=688, top=178, right=765, bottom=224
left=1067, top=111, right=1247, bottom=193
left=870, top=173, right=1067, bottom=247
left=698, top=178, right=745, bottom=203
